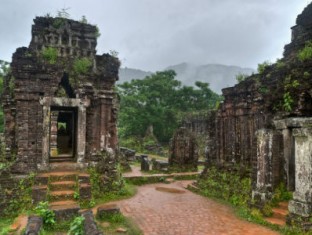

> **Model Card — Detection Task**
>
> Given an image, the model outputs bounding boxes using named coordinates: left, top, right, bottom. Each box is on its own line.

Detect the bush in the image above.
left=73, top=57, right=92, bottom=75
left=298, top=41, right=312, bottom=62
left=68, top=216, right=85, bottom=235
left=257, top=61, right=271, bottom=74
left=197, top=166, right=251, bottom=208
left=42, top=47, right=58, bottom=64
left=235, top=73, right=248, bottom=83
left=34, top=201, right=55, bottom=230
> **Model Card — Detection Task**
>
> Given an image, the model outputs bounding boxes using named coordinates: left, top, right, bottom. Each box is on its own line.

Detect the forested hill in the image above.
left=119, top=63, right=254, bottom=94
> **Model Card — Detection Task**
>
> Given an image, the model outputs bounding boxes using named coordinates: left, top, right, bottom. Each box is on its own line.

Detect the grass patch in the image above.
left=97, top=212, right=142, bottom=235
left=93, top=183, right=137, bottom=205
left=193, top=166, right=304, bottom=234
left=125, top=176, right=167, bottom=185
left=0, top=218, right=14, bottom=235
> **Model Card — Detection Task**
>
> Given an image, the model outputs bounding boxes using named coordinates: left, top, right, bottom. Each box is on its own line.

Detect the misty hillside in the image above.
left=119, top=63, right=255, bottom=94
left=165, top=63, right=255, bottom=94
left=118, top=67, right=152, bottom=83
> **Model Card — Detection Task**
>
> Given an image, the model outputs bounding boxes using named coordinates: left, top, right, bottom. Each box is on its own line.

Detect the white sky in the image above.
left=0, top=0, right=309, bottom=71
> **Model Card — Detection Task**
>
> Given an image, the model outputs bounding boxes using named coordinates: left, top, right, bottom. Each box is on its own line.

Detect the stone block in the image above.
left=32, top=185, right=48, bottom=204
left=97, top=204, right=120, bottom=220
left=141, top=156, right=150, bottom=171
left=24, top=215, right=42, bottom=235
left=80, top=210, right=103, bottom=235
left=79, top=183, right=92, bottom=200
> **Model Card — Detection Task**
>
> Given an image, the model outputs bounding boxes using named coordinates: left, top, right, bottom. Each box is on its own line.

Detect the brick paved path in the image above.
left=116, top=181, right=279, bottom=235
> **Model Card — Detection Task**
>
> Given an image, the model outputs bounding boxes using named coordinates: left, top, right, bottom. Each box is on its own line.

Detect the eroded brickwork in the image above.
left=169, top=127, right=198, bottom=171
left=3, top=16, right=120, bottom=174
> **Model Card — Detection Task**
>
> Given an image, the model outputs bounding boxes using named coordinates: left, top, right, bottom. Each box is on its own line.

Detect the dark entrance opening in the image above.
left=49, top=107, right=77, bottom=162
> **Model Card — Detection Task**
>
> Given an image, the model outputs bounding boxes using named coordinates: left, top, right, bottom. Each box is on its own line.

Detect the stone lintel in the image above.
left=274, top=117, right=312, bottom=130
left=39, top=97, right=90, bottom=107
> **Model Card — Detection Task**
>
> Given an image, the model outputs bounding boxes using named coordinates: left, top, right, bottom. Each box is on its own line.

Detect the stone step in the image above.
left=49, top=190, right=76, bottom=201
left=265, top=216, right=286, bottom=226
left=49, top=162, right=82, bottom=171
left=79, top=183, right=92, bottom=200
left=50, top=181, right=76, bottom=191
left=272, top=207, right=288, bottom=220
left=279, top=201, right=289, bottom=210
left=49, top=201, right=80, bottom=221
left=49, top=172, right=78, bottom=182
left=78, top=173, right=91, bottom=184
left=49, top=200, right=78, bottom=207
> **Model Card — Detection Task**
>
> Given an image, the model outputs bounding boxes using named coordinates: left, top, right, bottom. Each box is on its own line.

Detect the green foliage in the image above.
left=73, top=58, right=92, bottom=75
left=3, top=173, right=35, bottom=217
left=52, top=18, right=65, bottom=28
left=304, top=71, right=310, bottom=78
left=298, top=41, right=312, bottom=62
left=258, top=86, right=269, bottom=94
left=73, top=191, right=80, bottom=200
left=0, top=218, right=13, bottom=235
left=35, top=202, right=56, bottom=230
left=262, top=203, right=273, bottom=217
left=276, top=59, right=286, bottom=69
left=95, top=26, right=101, bottom=38
left=271, top=182, right=293, bottom=206
left=97, top=212, right=143, bottom=235
left=68, top=216, right=84, bottom=235
left=283, top=92, right=294, bottom=112
left=118, top=70, right=221, bottom=143
left=42, top=47, right=58, bottom=64
left=197, top=167, right=251, bottom=208
left=257, top=61, right=271, bottom=74
left=235, top=73, right=248, bottom=83
left=0, top=62, right=10, bottom=132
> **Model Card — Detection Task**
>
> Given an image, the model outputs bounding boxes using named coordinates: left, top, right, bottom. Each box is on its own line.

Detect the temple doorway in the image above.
left=49, top=107, right=77, bottom=161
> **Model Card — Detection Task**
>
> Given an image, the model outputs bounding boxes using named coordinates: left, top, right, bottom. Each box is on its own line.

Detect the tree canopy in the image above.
left=118, top=70, right=221, bottom=143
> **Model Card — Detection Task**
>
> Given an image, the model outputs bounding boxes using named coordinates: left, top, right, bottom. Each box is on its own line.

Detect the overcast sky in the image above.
left=0, top=0, right=309, bottom=71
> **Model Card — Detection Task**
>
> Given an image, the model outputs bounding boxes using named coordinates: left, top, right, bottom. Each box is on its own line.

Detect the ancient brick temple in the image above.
left=184, top=3, right=312, bottom=225
left=2, top=17, right=120, bottom=174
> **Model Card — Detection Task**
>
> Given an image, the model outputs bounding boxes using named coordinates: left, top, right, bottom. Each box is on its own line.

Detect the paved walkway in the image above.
left=114, top=180, right=279, bottom=235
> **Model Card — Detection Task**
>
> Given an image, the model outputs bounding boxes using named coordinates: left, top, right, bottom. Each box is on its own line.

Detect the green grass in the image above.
left=0, top=218, right=13, bottom=235
left=94, top=183, right=137, bottom=205
left=97, top=212, right=142, bottom=235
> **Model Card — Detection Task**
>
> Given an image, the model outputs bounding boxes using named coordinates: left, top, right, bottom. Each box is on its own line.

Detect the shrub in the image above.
left=257, top=61, right=271, bottom=74
left=68, top=216, right=85, bottom=235
left=34, top=201, right=55, bottom=230
left=42, top=47, right=58, bottom=64
left=235, top=73, right=248, bottom=83
left=298, top=41, right=312, bottom=62
left=283, top=92, right=294, bottom=112
left=73, top=58, right=92, bottom=75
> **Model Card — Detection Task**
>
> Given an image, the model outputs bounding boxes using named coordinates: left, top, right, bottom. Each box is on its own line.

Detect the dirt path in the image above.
left=113, top=180, right=279, bottom=235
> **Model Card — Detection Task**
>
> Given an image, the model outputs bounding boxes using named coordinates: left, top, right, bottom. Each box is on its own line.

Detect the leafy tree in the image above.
left=118, top=70, right=221, bottom=143
left=0, top=60, right=9, bottom=132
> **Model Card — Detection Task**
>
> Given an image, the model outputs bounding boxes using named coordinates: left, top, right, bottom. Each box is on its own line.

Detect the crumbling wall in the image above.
left=201, top=3, right=312, bottom=213
left=169, top=127, right=198, bottom=171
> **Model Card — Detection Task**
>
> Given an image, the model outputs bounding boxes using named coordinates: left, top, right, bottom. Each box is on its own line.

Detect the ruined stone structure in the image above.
left=192, top=4, right=312, bottom=225
left=2, top=17, right=120, bottom=174
left=169, top=127, right=198, bottom=171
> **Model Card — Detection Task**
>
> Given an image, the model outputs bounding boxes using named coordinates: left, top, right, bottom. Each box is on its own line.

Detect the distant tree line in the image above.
left=117, top=70, right=222, bottom=143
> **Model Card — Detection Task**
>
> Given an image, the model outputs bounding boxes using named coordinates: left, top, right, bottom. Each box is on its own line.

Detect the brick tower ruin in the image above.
left=3, top=16, right=120, bottom=174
